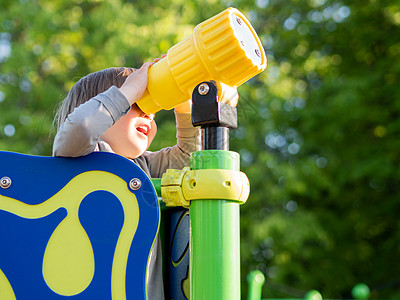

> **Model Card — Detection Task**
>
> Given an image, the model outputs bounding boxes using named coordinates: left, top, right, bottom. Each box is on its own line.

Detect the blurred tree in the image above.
left=0, top=0, right=225, bottom=154
left=233, top=0, right=400, bottom=299
left=1, top=0, right=399, bottom=299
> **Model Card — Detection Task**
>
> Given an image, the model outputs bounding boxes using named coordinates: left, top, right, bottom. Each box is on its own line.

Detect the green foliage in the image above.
left=233, top=0, right=400, bottom=299
left=0, top=0, right=225, bottom=154
left=1, top=0, right=399, bottom=299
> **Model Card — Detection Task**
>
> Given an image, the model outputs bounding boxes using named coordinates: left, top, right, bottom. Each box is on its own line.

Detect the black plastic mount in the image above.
left=191, top=81, right=238, bottom=150
left=191, top=81, right=238, bottom=129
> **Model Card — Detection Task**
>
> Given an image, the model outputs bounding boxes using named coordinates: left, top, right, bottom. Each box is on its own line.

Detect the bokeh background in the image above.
left=1, top=0, right=399, bottom=299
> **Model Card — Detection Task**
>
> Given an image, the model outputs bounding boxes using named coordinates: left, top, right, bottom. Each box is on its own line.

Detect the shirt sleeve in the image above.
left=142, top=111, right=201, bottom=178
left=52, top=86, right=130, bottom=157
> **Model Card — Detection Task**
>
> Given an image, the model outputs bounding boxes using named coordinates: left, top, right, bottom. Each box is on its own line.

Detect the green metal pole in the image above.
left=247, top=270, right=265, bottom=300
left=151, top=178, right=161, bottom=196
left=189, top=150, right=241, bottom=300
left=351, top=283, right=370, bottom=299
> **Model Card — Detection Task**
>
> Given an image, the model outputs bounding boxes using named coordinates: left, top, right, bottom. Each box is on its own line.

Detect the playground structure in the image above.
left=0, top=77, right=251, bottom=299
left=0, top=7, right=372, bottom=300
left=0, top=85, right=372, bottom=300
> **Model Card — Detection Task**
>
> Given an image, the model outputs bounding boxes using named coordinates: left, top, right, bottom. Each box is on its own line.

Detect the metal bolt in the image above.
left=198, top=83, right=210, bottom=95
left=236, top=17, right=242, bottom=25
left=255, top=49, right=261, bottom=57
left=129, top=178, right=142, bottom=190
left=0, top=176, right=11, bottom=189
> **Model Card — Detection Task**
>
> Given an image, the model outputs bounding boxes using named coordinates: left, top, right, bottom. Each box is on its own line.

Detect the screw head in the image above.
left=0, top=176, right=11, bottom=189
left=129, top=178, right=142, bottom=190
left=198, top=83, right=210, bottom=95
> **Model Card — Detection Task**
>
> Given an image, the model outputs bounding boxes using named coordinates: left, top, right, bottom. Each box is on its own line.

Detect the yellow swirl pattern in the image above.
left=0, top=170, right=140, bottom=300
left=0, top=268, right=16, bottom=300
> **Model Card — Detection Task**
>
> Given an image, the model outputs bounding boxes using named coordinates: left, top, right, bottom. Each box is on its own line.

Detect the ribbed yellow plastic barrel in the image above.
left=136, top=7, right=267, bottom=114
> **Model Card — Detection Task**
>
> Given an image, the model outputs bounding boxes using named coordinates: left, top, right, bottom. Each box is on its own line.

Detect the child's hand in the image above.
left=174, top=100, right=192, bottom=114
left=119, top=55, right=167, bottom=105
left=119, top=62, right=153, bottom=105
left=153, top=54, right=167, bottom=64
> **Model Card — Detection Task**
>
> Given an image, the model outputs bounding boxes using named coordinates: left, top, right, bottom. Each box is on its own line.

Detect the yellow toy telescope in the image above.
left=136, top=7, right=267, bottom=114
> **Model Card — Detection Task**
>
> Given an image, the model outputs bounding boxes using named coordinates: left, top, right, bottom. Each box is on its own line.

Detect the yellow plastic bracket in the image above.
left=161, top=168, right=250, bottom=207
left=161, top=167, right=191, bottom=208
left=182, top=169, right=250, bottom=204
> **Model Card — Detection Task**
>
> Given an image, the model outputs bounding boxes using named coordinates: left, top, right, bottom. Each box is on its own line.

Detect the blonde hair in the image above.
left=54, top=67, right=135, bottom=130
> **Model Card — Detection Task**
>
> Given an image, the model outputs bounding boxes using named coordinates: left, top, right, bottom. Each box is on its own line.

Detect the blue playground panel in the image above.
left=0, top=151, right=159, bottom=300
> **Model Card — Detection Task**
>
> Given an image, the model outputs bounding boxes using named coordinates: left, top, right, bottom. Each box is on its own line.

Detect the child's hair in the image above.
left=54, top=67, right=135, bottom=130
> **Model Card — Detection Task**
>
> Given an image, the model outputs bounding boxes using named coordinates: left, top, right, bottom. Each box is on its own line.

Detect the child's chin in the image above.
left=127, top=147, right=147, bottom=159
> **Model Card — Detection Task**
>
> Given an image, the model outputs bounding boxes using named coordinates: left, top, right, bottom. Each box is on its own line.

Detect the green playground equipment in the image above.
left=157, top=82, right=375, bottom=300
left=246, top=270, right=371, bottom=300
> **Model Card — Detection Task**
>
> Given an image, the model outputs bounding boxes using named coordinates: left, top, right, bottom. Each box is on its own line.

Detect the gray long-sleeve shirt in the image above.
left=53, top=86, right=200, bottom=299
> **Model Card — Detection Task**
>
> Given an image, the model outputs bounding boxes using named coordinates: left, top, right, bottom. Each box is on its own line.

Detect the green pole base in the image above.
left=189, top=150, right=241, bottom=300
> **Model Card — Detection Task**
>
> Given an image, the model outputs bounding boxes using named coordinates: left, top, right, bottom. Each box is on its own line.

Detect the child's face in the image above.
left=101, top=104, right=157, bottom=159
